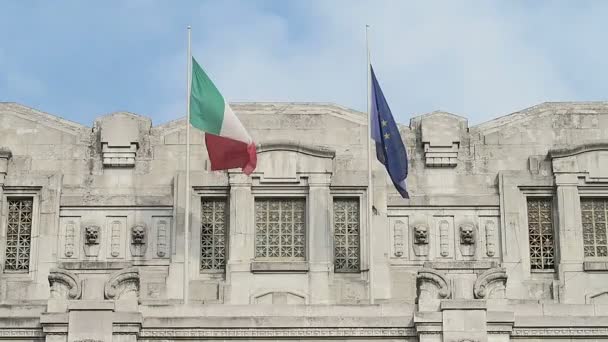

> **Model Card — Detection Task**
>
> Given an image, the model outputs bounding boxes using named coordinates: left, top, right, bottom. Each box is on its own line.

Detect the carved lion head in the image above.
left=459, top=223, right=475, bottom=245
left=84, top=225, right=100, bottom=244
left=413, top=224, right=429, bottom=244
left=131, top=225, right=146, bottom=245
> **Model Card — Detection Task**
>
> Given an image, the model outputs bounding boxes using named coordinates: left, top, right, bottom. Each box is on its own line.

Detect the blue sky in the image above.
left=2, top=1, right=608, bottom=126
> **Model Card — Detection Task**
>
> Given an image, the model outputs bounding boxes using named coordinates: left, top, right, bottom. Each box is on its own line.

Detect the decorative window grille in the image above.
left=527, top=198, right=555, bottom=270
left=4, top=198, right=33, bottom=272
left=255, top=198, right=305, bottom=260
left=333, top=198, right=360, bottom=272
left=580, top=198, right=608, bottom=258
left=200, top=198, right=227, bottom=271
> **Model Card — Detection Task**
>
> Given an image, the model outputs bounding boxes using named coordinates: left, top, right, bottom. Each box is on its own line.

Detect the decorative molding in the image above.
left=104, top=267, right=139, bottom=300
left=417, top=268, right=451, bottom=299
left=64, top=221, right=76, bottom=257
left=473, top=267, right=507, bottom=299
left=156, top=219, right=168, bottom=257
left=585, top=290, right=608, bottom=304
left=139, top=327, right=416, bottom=338
left=549, top=140, right=608, bottom=159
left=485, top=220, right=496, bottom=257
left=48, top=268, right=82, bottom=299
left=0, top=329, right=44, bottom=337
left=512, top=327, right=608, bottom=337
left=393, top=220, right=405, bottom=257
left=257, top=140, right=336, bottom=159
left=439, top=220, right=449, bottom=257
left=110, top=220, right=121, bottom=257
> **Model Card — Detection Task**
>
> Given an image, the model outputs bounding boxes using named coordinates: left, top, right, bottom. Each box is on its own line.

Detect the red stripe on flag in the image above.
left=204, top=133, right=257, bottom=175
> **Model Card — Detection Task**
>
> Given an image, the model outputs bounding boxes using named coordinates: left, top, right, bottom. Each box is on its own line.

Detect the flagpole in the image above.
left=184, top=25, right=192, bottom=305
left=365, top=24, right=375, bottom=305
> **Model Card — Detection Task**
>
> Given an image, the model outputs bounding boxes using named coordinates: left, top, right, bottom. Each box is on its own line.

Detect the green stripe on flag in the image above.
left=189, top=57, right=225, bottom=135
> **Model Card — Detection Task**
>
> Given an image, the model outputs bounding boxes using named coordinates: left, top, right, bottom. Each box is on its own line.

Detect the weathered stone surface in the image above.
left=2, top=101, right=608, bottom=339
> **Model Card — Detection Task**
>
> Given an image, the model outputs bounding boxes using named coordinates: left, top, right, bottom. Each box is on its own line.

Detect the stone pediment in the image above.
left=0, top=102, right=87, bottom=135
left=154, top=102, right=366, bottom=138
left=252, top=140, right=335, bottom=183
left=550, top=141, right=608, bottom=182
left=474, top=101, right=608, bottom=132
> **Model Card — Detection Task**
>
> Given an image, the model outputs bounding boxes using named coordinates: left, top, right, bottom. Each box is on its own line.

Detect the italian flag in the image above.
left=189, top=57, right=257, bottom=175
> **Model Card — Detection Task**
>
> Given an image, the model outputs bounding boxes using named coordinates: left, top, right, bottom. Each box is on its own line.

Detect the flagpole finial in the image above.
left=187, top=25, right=191, bottom=30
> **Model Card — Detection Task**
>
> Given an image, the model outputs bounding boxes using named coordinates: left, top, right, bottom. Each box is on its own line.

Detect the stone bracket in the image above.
left=0, top=147, right=11, bottom=184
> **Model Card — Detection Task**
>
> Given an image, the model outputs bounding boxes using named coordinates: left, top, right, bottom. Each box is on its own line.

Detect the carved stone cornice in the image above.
left=549, top=140, right=608, bottom=159
left=512, top=327, right=608, bottom=337
left=473, top=267, right=507, bottom=299
left=257, top=140, right=335, bottom=159
left=48, top=268, right=82, bottom=300
left=139, top=327, right=415, bottom=338
left=0, top=329, right=44, bottom=338
left=104, top=267, right=139, bottom=300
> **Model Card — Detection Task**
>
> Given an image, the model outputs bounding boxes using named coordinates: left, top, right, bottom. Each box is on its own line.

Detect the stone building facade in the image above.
left=1, top=101, right=608, bottom=341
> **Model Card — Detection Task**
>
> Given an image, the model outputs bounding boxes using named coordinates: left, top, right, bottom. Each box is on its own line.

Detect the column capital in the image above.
left=228, top=172, right=253, bottom=187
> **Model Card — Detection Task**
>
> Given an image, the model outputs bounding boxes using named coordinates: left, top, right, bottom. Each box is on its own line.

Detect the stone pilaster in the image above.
left=555, top=174, right=584, bottom=267
left=225, top=173, right=254, bottom=304
left=308, top=174, right=331, bottom=304
left=441, top=300, right=488, bottom=342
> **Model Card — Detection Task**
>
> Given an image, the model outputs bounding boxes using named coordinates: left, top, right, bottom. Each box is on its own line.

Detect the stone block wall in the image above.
left=2, top=101, right=608, bottom=340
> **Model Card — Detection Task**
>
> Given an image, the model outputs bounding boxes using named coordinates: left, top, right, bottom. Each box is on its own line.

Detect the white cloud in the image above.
left=154, top=0, right=583, bottom=125
left=4, top=1, right=608, bottom=125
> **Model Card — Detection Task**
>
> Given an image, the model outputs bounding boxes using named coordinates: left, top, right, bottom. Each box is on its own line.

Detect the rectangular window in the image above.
left=333, top=198, right=360, bottom=272
left=4, top=198, right=33, bottom=272
left=580, top=198, right=608, bottom=258
left=255, top=198, right=305, bottom=260
left=200, top=198, right=227, bottom=271
left=527, top=197, right=555, bottom=270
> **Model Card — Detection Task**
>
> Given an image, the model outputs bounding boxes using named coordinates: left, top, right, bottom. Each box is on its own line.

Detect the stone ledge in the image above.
left=441, top=299, right=487, bottom=310
left=68, top=300, right=114, bottom=311
left=251, top=261, right=309, bottom=273
left=68, top=301, right=115, bottom=311
left=583, top=261, right=608, bottom=271
left=424, top=261, right=498, bottom=270
left=59, top=261, right=133, bottom=270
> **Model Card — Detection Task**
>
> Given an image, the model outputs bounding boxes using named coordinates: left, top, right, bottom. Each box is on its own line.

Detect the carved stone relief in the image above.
left=130, top=223, right=147, bottom=257
left=417, top=268, right=451, bottom=311
left=473, top=267, right=507, bottom=299
left=393, top=220, right=405, bottom=257
left=156, top=219, right=168, bottom=257
left=48, top=268, right=82, bottom=299
left=412, top=223, right=429, bottom=256
left=109, top=220, right=121, bottom=257
left=439, top=220, right=449, bottom=257
left=65, top=221, right=76, bottom=257
left=484, top=220, right=496, bottom=257
left=104, top=267, right=140, bottom=300
left=83, top=224, right=101, bottom=257
left=459, top=222, right=476, bottom=257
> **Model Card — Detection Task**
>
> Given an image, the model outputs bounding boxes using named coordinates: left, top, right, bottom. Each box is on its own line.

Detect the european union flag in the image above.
left=370, top=65, right=409, bottom=198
